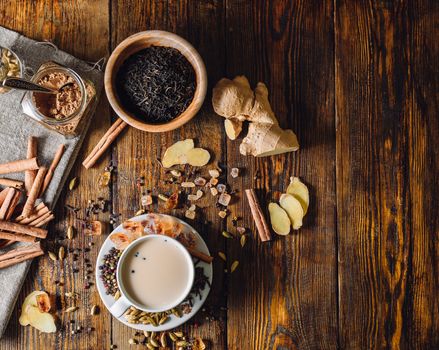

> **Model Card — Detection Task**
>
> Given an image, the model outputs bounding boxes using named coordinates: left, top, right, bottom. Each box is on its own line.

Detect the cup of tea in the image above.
left=110, top=234, right=195, bottom=317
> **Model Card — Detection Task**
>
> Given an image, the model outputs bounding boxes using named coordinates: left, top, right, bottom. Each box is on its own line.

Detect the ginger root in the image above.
left=212, top=76, right=299, bottom=157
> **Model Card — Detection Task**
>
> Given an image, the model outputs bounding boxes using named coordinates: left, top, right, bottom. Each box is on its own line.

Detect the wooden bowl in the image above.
left=105, top=31, right=207, bottom=132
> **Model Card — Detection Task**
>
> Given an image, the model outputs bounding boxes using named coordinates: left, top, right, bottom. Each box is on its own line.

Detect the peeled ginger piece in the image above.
left=286, top=177, right=309, bottom=214
left=279, top=194, right=304, bottom=230
left=26, top=306, right=56, bottom=333
left=162, top=139, right=210, bottom=168
left=268, top=203, right=290, bottom=235
left=19, top=291, right=56, bottom=333
left=19, top=291, right=47, bottom=326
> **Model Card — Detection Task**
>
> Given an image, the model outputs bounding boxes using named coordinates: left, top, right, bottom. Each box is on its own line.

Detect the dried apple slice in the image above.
left=279, top=193, right=304, bottom=230
left=162, top=139, right=194, bottom=168
left=27, top=306, right=56, bottom=333
left=268, top=202, right=290, bottom=235
left=286, top=177, right=309, bottom=214
left=19, top=291, right=47, bottom=326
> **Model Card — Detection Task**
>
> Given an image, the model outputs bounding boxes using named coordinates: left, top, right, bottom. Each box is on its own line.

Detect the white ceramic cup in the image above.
left=110, top=234, right=195, bottom=317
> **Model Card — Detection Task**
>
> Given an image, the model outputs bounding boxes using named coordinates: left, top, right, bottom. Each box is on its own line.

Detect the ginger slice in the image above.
left=162, top=139, right=210, bottom=168
left=26, top=306, right=56, bottom=333
left=279, top=194, right=304, bottom=230
left=19, top=291, right=47, bottom=326
left=268, top=202, right=290, bottom=235
left=162, top=139, right=194, bottom=168
left=286, top=177, right=309, bottom=214
left=186, top=148, right=210, bottom=167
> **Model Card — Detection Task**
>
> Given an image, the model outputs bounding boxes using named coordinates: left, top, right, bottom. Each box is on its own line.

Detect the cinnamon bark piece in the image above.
left=25, top=136, right=38, bottom=193
left=0, top=220, right=47, bottom=239
left=0, top=188, right=9, bottom=207
left=35, top=214, right=55, bottom=228
left=5, top=190, right=21, bottom=220
left=22, top=167, right=47, bottom=218
left=0, top=157, right=39, bottom=175
left=245, top=189, right=272, bottom=242
left=28, top=211, right=52, bottom=227
left=0, top=188, right=16, bottom=220
left=0, top=178, right=24, bottom=189
left=41, top=144, right=65, bottom=196
left=17, top=203, right=49, bottom=224
left=0, top=231, right=36, bottom=243
left=82, top=119, right=128, bottom=169
left=186, top=246, right=214, bottom=263
left=0, top=242, right=44, bottom=269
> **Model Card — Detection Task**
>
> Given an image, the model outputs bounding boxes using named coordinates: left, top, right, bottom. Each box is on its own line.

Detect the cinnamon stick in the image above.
left=0, top=188, right=16, bottom=220
left=0, top=157, right=39, bottom=175
left=186, top=246, right=214, bottom=264
left=0, top=220, right=47, bottom=239
left=0, top=231, right=36, bottom=243
left=83, top=119, right=128, bottom=169
left=17, top=203, right=49, bottom=224
left=245, top=189, right=272, bottom=242
left=0, top=242, right=44, bottom=269
left=0, top=178, right=24, bottom=189
left=0, top=240, right=14, bottom=249
left=5, top=190, right=21, bottom=220
left=41, top=144, right=65, bottom=196
left=28, top=211, right=52, bottom=227
left=22, top=167, right=47, bottom=218
left=0, top=188, right=9, bottom=207
left=35, top=214, right=55, bottom=228
left=25, top=137, right=38, bottom=193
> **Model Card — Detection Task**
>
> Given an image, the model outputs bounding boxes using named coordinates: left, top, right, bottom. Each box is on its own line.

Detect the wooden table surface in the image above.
left=0, top=1, right=437, bottom=349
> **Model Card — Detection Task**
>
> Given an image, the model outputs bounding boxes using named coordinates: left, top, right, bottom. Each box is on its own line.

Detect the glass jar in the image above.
left=21, top=61, right=96, bottom=138
left=0, top=47, right=23, bottom=94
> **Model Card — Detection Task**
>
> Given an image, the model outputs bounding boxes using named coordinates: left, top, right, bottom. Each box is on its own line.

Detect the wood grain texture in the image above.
left=0, top=0, right=437, bottom=349
left=0, top=1, right=111, bottom=350
left=335, top=0, right=438, bottom=349
left=110, top=0, right=227, bottom=348
left=225, top=1, right=337, bottom=349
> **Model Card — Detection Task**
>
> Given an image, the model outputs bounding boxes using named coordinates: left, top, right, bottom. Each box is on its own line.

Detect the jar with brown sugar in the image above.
left=21, top=62, right=96, bottom=138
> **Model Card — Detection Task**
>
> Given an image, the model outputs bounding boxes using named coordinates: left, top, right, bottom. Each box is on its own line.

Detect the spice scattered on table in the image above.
left=116, top=46, right=196, bottom=123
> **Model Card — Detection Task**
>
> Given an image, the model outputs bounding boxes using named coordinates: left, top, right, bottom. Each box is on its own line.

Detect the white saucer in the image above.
left=95, top=213, right=213, bottom=331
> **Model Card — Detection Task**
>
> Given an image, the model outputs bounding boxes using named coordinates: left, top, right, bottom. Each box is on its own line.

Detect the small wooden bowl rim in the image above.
left=105, top=30, right=207, bottom=132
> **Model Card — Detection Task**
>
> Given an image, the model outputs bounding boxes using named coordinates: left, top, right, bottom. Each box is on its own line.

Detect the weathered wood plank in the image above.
left=110, top=0, right=227, bottom=349
left=403, top=3, right=439, bottom=348
left=225, top=1, right=337, bottom=349
left=0, top=1, right=111, bottom=350
left=335, top=0, right=438, bottom=348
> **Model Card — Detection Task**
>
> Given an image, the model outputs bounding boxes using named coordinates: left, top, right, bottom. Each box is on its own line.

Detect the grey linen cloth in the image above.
left=0, top=26, right=103, bottom=337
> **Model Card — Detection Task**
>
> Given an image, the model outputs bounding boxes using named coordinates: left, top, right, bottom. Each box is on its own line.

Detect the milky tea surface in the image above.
left=121, top=238, right=191, bottom=309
